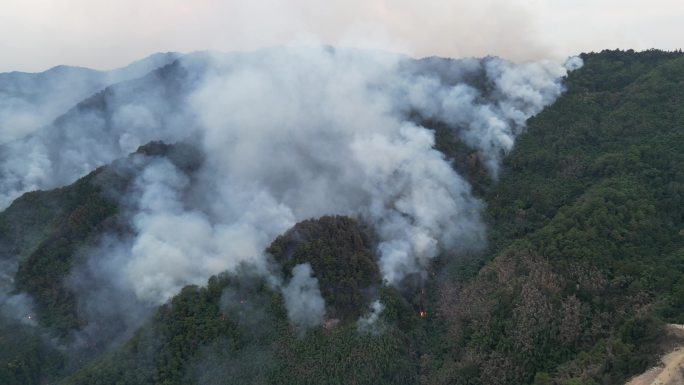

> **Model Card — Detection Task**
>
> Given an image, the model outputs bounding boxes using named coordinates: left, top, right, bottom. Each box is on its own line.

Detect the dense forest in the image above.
left=1, top=49, right=683, bottom=384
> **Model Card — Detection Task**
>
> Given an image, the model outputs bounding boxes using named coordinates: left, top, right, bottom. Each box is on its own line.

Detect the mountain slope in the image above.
left=0, top=49, right=683, bottom=385
left=0, top=52, right=181, bottom=143
left=427, top=49, right=684, bottom=385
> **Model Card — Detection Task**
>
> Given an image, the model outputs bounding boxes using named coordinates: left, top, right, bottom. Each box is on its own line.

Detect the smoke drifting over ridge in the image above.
left=0, top=53, right=180, bottom=145
left=0, top=47, right=581, bottom=333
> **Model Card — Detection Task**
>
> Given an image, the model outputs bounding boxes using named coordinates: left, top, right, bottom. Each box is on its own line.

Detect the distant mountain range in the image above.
left=0, top=52, right=181, bottom=143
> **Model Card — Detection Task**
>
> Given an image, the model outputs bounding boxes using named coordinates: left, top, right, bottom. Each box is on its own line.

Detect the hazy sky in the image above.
left=1, top=0, right=682, bottom=72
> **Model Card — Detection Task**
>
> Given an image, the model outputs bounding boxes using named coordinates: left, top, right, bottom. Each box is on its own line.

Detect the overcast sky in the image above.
left=1, top=0, right=682, bottom=72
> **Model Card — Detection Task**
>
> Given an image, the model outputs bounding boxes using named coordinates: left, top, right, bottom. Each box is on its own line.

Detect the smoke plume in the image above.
left=0, top=260, right=37, bottom=326
left=357, top=300, right=385, bottom=334
left=0, top=47, right=581, bottom=334
left=281, top=263, right=326, bottom=333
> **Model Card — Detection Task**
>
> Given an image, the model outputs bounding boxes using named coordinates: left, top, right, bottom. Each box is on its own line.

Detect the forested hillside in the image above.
left=426, top=49, right=684, bottom=385
left=0, top=49, right=683, bottom=385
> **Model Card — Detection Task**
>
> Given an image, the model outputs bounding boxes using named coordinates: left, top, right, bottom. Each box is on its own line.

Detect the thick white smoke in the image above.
left=0, top=47, right=581, bottom=332
left=282, top=263, right=326, bottom=333
left=0, top=54, right=196, bottom=209
left=123, top=156, right=291, bottom=304
left=398, top=58, right=574, bottom=178
left=357, top=300, right=385, bottom=334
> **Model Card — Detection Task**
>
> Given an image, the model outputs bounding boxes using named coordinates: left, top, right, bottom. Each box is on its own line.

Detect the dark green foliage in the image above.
left=0, top=317, right=65, bottom=385
left=0, top=140, right=203, bottom=337
left=270, top=322, right=418, bottom=385
left=268, top=215, right=381, bottom=320
left=135, top=140, right=204, bottom=174
left=12, top=169, right=118, bottom=335
left=489, top=50, right=684, bottom=252
left=429, top=49, right=684, bottom=385
left=528, top=177, right=666, bottom=266
left=3, top=49, right=684, bottom=385
left=64, top=270, right=270, bottom=384
left=0, top=141, right=204, bottom=383
left=0, top=172, right=122, bottom=385
left=0, top=186, right=70, bottom=259
left=424, top=119, right=492, bottom=195
left=63, top=267, right=419, bottom=385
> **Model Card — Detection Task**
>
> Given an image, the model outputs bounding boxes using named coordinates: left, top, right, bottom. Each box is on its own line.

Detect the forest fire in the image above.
left=21, top=314, right=36, bottom=325
left=418, top=287, right=427, bottom=318
left=323, top=318, right=340, bottom=329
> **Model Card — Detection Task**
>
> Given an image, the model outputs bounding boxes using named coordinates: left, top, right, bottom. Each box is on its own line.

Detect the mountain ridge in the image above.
left=0, top=52, right=182, bottom=144
left=0, top=48, right=682, bottom=385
